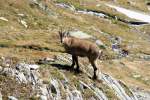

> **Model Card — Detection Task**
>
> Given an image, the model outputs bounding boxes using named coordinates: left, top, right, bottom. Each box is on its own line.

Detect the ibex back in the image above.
left=59, top=30, right=102, bottom=79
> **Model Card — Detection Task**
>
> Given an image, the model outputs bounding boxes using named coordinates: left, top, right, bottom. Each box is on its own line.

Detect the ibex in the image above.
left=59, top=30, right=102, bottom=79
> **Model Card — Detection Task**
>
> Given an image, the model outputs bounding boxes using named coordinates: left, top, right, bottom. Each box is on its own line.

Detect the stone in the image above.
left=8, top=96, right=18, bottom=100
left=16, top=72, right=27, bottom=83
left=0, top=17, right=8, bottom=21
left=20, top=20, right=28, bottom=28
left=56, top=3, right=76, bottom=11
left=28, top=64, right=39, bottom=70
left=69, top=31, right=93, bottom=39
left=40, top=95, right=47, bottom=100
left=95, top=40, right=105, bottom=48
left=0, top=91, right=2, bottom=100
left=133, top=74, right=141, bottom=78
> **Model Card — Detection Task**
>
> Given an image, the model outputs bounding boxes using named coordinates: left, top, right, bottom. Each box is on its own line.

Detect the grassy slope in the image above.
left=0, top=0, right=150, bottom=98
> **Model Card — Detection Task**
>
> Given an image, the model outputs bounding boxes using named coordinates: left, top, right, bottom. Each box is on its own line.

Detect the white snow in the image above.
left=106, top=4, right=150, bottom=23
left=0, top=17, right=8, bottom=21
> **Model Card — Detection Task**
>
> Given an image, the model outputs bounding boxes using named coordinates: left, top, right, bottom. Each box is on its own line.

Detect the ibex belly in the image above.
left=65, top=48, right=88, bottom=57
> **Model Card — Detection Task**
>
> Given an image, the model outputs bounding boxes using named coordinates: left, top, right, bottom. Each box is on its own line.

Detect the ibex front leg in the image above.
left=73, top=56, right=80, bottom=73
left=71, top=55, right=76, bottom=68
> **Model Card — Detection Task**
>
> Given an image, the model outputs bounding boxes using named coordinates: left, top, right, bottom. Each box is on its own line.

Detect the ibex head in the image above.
left=59, top=28, right=69, bottom=43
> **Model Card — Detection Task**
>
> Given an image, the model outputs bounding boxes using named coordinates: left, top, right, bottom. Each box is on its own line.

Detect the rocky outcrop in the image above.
left=0, top=55, right=148, bottom=99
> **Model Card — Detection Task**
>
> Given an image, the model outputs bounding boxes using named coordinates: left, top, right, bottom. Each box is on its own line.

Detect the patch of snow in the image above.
left=0, top=17, right=8, bottom=21
left=106, top=4, right=150, bottom=23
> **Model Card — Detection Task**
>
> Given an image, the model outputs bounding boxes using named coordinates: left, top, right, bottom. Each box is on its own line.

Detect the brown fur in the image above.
left=59, top=31, right=102, bottom=79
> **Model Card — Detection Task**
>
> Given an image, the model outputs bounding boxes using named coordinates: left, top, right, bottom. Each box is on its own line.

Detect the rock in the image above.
left=40, top=85, right=48, bottom=96
left=16, top=72, right=27, bottom=83
left=96, top=4, right=101, bottom=7
left=133, top=74, right=141, bottom=78
left=69, top=31, right=93, bottom=39
left=66, top=89, right=83, bottom=100
left=0, top=66, right=3, bottom=72
left=40, top=95, right=47, bottom=100
left=8, top=96, right=18, bottom=100
left=38, top=57, right=55, bottom=64
left=28, top=64, right=39, bottom=70
left=19, top=20, right=28, bottom=28
left=1, top=68, right=16, bottom=77
left=56, top=3, right=76, bottom=11
left=50, top=79, right=61, bottom=99
left=71, top=90, right=83, bottom=100
left=30, top=70, right=41, bottom=85
left=16, top=63, right=39, bottom=71
left=95, top=40, right=106, bottom=49
left=99, top=73, right=138, bottom=100
left=79, top=81, right=108, bottom=100
left=16, top=63, right=30, bottom=72
left=140, top=55, right=150, bottom=60
left=17, top=14, right=26, bottom=18
left=0, top=91, right=2, bottom=100
left=133, top=90, right=150, bottom=100
left=0, top=17, right=8, bottom=21
left=95, top=40, right=104, bottom=46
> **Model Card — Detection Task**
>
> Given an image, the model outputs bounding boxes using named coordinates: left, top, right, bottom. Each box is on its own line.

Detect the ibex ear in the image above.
left=66, top=31, right=70, bottom=36
left=58, top=27, right=64, bottom=43
left=58, top=30, right=62, bottom=38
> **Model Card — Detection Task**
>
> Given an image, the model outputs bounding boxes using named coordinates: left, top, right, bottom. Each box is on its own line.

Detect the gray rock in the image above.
left=80, top=81, right=108, bottom=100
left=50, top=79, right=61, bottom=99
left=132, top=74, right=141, bottom=78
left=16, top=72, right=27, bottom=83
left=16, top=63, right=30, bottom=72
left=99, top=73, right=138, bottom=100
left=40, top=95, right=47, bottom=100
left=16, top=63, right=39, bottom=71
left=20, top=20, right=28, bottom=28
left=1, top=67, right=16, bottom=77
left=66, top=89, right=83, bottom=100
left=71, top=90, right=83, bottom=100
left=56, top=3, right=76, bottom=11
left=28, top=64, right=39, bottom=70
left=30, top=70, right=40, bottom=85
left=134, top=90, right=150, bottom=100
left=69, top=31, right=93, bottom=39
left=8, top=96, right=18, bottom=100
left=0, top=91, right=2, bottom=100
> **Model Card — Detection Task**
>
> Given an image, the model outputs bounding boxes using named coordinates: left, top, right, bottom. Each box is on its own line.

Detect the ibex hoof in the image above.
left=74, top=68, right=80, bottom=73
left=92, top=75, right=97, bottom=80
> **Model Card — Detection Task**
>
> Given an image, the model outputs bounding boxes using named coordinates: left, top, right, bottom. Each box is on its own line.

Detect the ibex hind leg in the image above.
left=90, top=60, right=98, bottom=79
